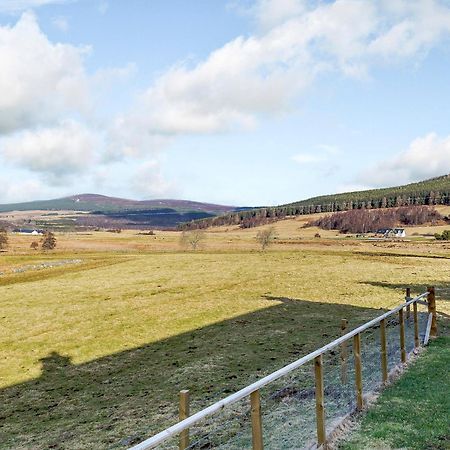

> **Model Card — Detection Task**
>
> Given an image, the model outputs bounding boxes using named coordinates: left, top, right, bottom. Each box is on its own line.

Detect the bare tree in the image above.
left=256, top=227, right=276, bottom=250
left=308, top=206, right=442, bottom=234
left=0, top=228, right=8, bottom=251
left=41, top=231, right=57, bottom=251
left=30, top=241, right=39, bottom=250
left=180, top=230, right=205, bottom=250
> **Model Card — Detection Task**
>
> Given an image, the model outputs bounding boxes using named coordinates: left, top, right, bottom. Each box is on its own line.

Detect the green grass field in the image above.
left=340, top=337, right=450, bottom=450
left=1, top=229, right=449, bottom=449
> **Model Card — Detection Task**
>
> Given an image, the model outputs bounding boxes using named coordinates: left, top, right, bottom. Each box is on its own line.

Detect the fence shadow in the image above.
left=360, top=281, right=450, bottom=305
left=1, top=298, right=389, bottom=449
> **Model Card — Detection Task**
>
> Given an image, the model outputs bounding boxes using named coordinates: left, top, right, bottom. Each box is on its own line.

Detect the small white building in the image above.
left=393, top=228, right=406, bottom=238
left=14, top=228, right=44, bottom=235
left=375, top=228, right=406, bottom=238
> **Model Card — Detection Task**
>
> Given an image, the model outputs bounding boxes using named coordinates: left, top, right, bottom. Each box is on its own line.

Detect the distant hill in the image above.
left=182, top=174, right=450, bottom=229
left=0, top=194, right=237, bottom=214
left=281, top=174, right=450, bottom=211
left=0, top=194, right=245, bottom=230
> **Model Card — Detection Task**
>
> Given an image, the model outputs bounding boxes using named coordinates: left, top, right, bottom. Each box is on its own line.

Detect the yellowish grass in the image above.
left=0, top=224, right=449, bottom=449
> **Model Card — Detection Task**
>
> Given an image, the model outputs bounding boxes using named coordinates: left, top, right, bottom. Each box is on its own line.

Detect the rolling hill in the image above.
left=0, top=194, right=245, bottom=230
left=182, top=174, right=450, bottom=229
left=0, top=194, right=238, bottom=214
left=281, top=174, right=450, bottom=211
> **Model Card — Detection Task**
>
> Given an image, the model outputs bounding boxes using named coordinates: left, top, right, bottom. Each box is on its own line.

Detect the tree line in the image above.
left=308, top=206, right=443, bottom=234
left=180, top=175, right=450, bottom=230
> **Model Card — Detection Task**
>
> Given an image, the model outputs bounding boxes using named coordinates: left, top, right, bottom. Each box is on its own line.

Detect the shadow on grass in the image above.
left=360, top=281, right=450, bottom=333
left=353, top=251, right=450, bottom=260
left=360, top=281, right=450, bottom=308
left=1, top=298, right=388, bottom=449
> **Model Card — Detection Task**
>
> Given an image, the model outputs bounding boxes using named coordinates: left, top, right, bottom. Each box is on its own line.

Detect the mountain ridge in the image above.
left=0, top=193, right=240, bottom=214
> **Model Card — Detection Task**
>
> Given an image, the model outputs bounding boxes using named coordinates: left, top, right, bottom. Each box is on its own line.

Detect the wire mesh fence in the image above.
left=122, top=293, right=435, bottom=450
left=186, top=397, right=252, bottom=449
left=386, top=316, right=402, bottom=372
left=360, top=325, right=384, bottom=397
left=322, top=347, right=356, bottom=440
left=259, top=363, right=316, bottom=449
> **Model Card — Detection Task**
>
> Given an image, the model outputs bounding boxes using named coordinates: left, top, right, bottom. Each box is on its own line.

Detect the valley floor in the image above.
left=0, top=227, right=449, bottom=449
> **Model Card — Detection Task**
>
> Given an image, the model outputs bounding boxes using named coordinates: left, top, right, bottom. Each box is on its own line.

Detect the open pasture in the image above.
left=0, top=225, right=449, bottom=449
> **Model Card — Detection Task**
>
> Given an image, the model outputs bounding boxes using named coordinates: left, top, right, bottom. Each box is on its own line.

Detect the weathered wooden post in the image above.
left=413, top=301, right=420, bottom=348
left=340, top=319, right=348, bottom=384
left=399, top=308, right=406, bottom=363
left=250, top=390, right=263, bottom=450
left=353, top=334, right=363, bottom=411
left=380, top=319, right=388, bottom=383
left=406, top=287, right=411, bottom=319
left=314, top=355, right=326, bottom=448
left=427, top=286, right=437, bottom=338
left=179, top=390, right=190, bottom=450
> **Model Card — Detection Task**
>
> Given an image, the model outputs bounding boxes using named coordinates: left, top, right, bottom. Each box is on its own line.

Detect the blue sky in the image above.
left=0, top=0, right=450, bottom=206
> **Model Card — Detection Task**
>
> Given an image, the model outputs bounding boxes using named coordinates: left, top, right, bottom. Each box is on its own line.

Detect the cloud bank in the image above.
left=1, top=120, right=98, bottom=183
left=0, top=12, right=90, bottom=134
left=0, top=0, right=72, bottom=13
left=124, top=0, right=450, bottom=138
left=1, top=1, right=450, bottom=202
left=359, top=133, right=450, bottom=187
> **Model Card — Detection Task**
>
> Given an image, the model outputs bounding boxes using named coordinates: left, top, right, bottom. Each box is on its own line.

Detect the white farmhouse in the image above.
left=393, top=228, right=406, bottom=238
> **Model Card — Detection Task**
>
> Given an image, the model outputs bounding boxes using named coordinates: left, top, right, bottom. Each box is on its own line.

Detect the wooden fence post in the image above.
left=250, top=390, right=263, bottom=450
left=427, top=286, right=437, bottom=338
left=413, top=301, right=419, bottom=348
left=380, top=319, right=388, bottom=383
left=399, top=308, right=406, bottom=363
left=353, top=334, right=363, bottom=411
left=314, top=355, right=326, bottom=448
left=340, top=319, right=348, bottom=384
left=179, top=390, right=190, bottom=450
left=406, top=287, right=411, bottom=319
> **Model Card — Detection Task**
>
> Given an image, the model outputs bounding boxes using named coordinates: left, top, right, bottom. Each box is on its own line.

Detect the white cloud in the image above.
left=2, top=2, right=450, bottom=203
left=0, top=12, right=90, bottom=134
left=131, top=160, right=176, bottom=198
left=0, top=0, right=72, bottom=13
left=122, top=0, right=450, bottom=139
left=250, top=0, right=307, bottom=30
left=106, top=114, right=171, bottom=161
left=358, top=133, right=450, bottom=187
left=368, top=0, right=450, bottom=59
left=0, top=175, right=58, bottom=203
left=0, top=11, right=174, bottom=198
left=1, top=120, right=99, bottom=183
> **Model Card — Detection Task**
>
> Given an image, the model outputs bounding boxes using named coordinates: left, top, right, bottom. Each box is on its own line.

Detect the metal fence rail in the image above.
left=129, top=287, right=438, bottom=450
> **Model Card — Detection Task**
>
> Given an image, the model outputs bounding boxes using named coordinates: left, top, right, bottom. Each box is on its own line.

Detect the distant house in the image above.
left=393, top=228, right=406, bottom=238
left=13, top=228, right=44, bottom=235
left=375, top=228, right=406, bottom=238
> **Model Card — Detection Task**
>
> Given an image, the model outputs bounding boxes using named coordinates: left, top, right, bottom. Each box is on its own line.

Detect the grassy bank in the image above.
left=340, top=336, right=450, bottom=450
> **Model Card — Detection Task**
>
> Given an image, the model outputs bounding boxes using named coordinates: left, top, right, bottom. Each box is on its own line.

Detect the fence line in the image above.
left=129, top=288, right=437, bottom=450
